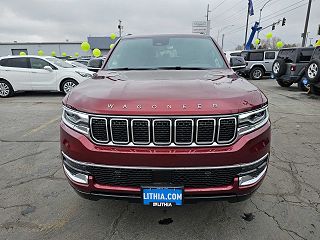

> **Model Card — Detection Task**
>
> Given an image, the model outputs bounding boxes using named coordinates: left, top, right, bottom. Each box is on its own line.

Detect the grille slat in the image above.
left=90, top=116, right=237, bottom=146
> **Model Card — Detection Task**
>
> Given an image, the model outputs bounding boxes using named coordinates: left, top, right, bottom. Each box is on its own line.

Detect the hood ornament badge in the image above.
left=107, top=103, right=218, bottom=110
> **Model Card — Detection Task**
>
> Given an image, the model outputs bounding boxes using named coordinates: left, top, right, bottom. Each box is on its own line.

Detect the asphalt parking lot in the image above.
left=0, top=79, right=319, bottom=240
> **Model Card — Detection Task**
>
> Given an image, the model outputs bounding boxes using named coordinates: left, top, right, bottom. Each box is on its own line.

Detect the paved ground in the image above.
left=0, top=80, right=319, bottom=240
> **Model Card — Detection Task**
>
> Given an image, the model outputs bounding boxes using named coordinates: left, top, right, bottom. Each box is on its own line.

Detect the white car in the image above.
left=0, top=55, right=94, bottom=97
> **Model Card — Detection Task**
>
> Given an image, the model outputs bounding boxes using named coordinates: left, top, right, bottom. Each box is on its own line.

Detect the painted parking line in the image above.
left=23, top=116, right=60, bottom=137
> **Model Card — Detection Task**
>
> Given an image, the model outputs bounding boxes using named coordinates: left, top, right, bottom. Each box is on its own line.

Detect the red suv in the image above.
left=61, top=34, right=270, bottom=206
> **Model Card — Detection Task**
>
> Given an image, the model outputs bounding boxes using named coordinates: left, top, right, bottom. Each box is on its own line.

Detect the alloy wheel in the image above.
left=0, top=82, right=10, bottom=97
left=63, top=81, right=76, bottom=94
left=253, top=69, right=262, bottom=79
left=308, top=63, right=318, bottom=79
left=273, top=62, right=280, bottom=74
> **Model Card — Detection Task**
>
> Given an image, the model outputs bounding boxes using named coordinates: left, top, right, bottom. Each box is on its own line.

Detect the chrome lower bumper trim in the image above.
left=61, top=151, right=269, bottom=170
left=238, top=165, right=267, bottom=186
left=63, top=165, right=88, bottom=184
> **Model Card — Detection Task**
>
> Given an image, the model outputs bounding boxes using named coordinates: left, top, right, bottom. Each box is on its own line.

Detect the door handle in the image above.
left=265, top=62, right=270, bottom=63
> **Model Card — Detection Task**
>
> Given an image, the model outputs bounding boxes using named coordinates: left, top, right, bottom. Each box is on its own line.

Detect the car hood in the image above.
left=64, top=67, right=94, bottom=74
left=65, top=70, right=267, bottom=115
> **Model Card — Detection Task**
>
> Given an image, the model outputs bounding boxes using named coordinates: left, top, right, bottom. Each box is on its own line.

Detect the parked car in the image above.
left=0, top=55, right=94, bottom=97
left=240, top=50, right=278, bottom=80
left=87, top=57, right=105, bottom=72
left=224, top=50, right=242, bottom=62
left=272, top=47, right=314, bottom=90
left=305, top=46, right=320, bottom=94
left=229, top=56, right=246, bottom=74
left=61, top=34, right=271, bottom=206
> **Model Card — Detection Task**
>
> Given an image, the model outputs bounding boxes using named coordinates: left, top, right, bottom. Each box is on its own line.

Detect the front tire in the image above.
left=61, top=79, right=78, bottom=94
left=250, top=67, right=264, bottom=80
left=0, top=80, right=14, bottom=98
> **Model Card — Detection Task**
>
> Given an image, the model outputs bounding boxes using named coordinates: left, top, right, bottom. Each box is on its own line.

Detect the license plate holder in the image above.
left=142, top=186, right=183, bottom=207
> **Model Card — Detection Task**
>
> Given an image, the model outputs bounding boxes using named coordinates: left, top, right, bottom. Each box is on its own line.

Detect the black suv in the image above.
left=272, top=47, right=314, bottom=90
left=306, top=46, right=320, bottom=94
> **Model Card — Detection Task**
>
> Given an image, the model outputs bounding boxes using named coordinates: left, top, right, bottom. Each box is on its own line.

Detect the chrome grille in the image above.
left=90, top=116, right=238, bottom=146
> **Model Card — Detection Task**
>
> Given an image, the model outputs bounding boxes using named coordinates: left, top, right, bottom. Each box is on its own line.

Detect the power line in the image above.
left=223, top=2, right=308, bottom=35
left=223, top=1, right=308, bottom=35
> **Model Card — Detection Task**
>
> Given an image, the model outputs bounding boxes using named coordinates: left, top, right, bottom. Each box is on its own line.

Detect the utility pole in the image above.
left=302, top=0, right=312, bottom=47
left=118, top=20, right=123, bottom=37
left=205, top=4, right=211, bottom=35
left=222, top=34, right=225, bottom=49
left=244, top=2, right=250, bottom=48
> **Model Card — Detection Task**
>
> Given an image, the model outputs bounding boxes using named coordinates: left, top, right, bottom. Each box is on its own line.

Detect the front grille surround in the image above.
left=89, top=115, right=239, bottom=147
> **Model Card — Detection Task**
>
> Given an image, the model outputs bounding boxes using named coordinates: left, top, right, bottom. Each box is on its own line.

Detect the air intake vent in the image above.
left=175, top=119, right=193, bottom=144
left=218, top=118, right=236, bottom=143
left=111, top=119, right=129, bottom=144
left=196, top=119, right=215, bottom=144
left=153, top=120, right=171, bottom=145
left=132, top=120, right=150, bottom=144
left=90, top=118, right=108, bottom=142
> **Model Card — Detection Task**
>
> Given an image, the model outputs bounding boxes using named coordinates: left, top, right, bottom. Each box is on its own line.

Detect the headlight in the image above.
left=76, top=71, right=92, bottom=78
left=238, top=106, right=269, bottom=135
left=62, top=106, right=89, bottom=134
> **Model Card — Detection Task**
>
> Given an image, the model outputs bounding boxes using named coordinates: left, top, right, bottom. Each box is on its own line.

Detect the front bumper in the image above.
left=61, top=121, right=271, bottom=203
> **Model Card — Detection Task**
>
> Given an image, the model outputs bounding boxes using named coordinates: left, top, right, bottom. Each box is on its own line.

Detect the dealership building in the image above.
left=0, top=36, right=119, bottom=57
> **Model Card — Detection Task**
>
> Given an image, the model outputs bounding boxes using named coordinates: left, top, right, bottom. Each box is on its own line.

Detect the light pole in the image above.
left=217, top=25, right=234, bottom=44
left=257, top=0, right=273, bottom=39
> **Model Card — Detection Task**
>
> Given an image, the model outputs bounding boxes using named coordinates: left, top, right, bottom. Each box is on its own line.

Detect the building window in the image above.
left=11, top=49, right=28, bottom=55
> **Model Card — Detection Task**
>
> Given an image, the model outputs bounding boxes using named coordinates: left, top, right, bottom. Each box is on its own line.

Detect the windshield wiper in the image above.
left=155, top=66, right=212, bottom=70
left=107, top=67, right=157, bottom=71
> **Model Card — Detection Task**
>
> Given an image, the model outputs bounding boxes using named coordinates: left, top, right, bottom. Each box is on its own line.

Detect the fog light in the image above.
left=239, top=166, right=267, bottom=186
left=63, top=165, right=88, bottom=184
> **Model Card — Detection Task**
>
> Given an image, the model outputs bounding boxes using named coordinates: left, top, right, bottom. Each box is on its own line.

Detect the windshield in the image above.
left=46, top=57, right=74, bottom=68
left=105, top=36, right=227, bottom=70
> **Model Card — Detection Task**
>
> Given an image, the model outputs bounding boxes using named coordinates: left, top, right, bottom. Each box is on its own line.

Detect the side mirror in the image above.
left=44, top=66, right=53, bottom=72
left=230, top=56, right=246, bottom=70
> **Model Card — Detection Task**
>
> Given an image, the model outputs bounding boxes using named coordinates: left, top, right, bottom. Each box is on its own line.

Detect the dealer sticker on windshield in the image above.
left=142, top=187, right=183, bottom=207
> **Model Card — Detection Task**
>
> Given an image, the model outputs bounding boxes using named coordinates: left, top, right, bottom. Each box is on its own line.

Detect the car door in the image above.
left=29, top=57, right=57, bottom=90
left=0, top=57, right=32, bottom=90
left=264, top=51, right=276, bottom=72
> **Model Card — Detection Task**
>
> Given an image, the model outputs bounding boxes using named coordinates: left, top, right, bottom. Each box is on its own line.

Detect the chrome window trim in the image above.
left=217, top=117, right=237, bottom=144
left=153, top=119, right=172, bottom=145
left=131, top=119, right=151, bottom=145
left=196, top=118, right=216, bottom=145
left=174, top=119, right=194, bottom=145
left=62, top=151, right=269, bottom=170
left=110, top=118, right=129, bottom=144
left=90, top=117, right=109, bottom=143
